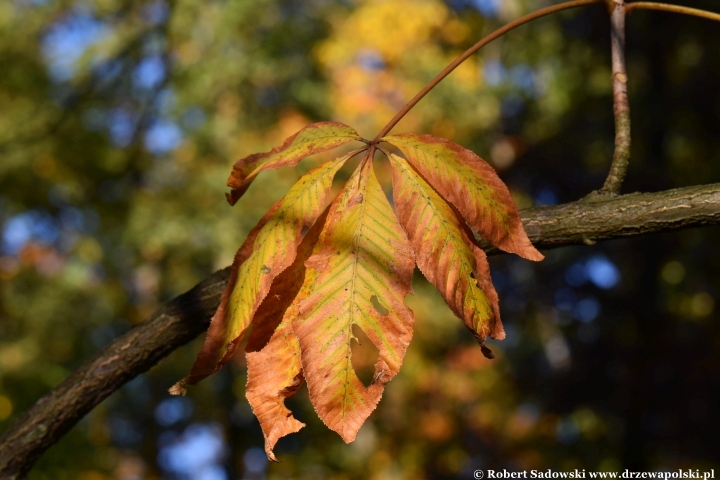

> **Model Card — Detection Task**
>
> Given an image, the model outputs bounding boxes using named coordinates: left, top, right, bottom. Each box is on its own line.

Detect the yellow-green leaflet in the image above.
left=293, top=158, right=414, bottom=443
left=244, top=207, right=330, bottom=462
left=227, top=122, right=362, bottom=204
left=171, top=152, right=356, bottom=392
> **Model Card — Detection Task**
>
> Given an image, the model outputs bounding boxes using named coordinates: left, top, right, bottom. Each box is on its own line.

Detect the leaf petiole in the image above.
left=372, top=0, right=605, bottom=141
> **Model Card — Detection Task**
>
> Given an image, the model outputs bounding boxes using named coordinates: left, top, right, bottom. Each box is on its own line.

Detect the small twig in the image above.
left=626, top=2, right=720, bottom=21
left=372, top=0, right=604, bottom=142
left=599, top=0, right=631, bottom=196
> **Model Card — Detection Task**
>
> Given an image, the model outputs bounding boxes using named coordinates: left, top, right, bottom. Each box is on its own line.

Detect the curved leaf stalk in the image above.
left=373, top=0, right=604, bottom=141
left=626, top=2, right=720, bottom=21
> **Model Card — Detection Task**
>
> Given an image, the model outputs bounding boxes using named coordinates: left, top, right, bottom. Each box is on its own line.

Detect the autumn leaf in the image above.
left=226, top=121, right=363, bottom=205
left=293, top=156, right=415, bottom=443
left=170, top=150, right=360, bottom=393
left=382, top=133, right=543, bottom=261
left=174, top=122, right=543, bottom=458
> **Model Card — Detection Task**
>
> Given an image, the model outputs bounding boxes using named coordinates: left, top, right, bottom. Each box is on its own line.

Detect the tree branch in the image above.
left=495, top=183, right=720, bottom=252
left=4, top=182, right=720, bottom=478
left=625, top=2, right=720, bottom=22
left=600, top=0, right=631, bottom=195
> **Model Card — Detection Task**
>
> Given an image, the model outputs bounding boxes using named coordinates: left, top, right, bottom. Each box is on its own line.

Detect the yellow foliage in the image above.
left=316, top=0, right=484, bottom=135
left=316, top=0, right=448, bottom=67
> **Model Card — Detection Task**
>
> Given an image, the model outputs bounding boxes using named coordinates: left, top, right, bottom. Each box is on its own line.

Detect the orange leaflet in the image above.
left=389, top=152, right=504, bottom=346
left=171, top=152, right=358, bottom=394
left=244, top=208, right=330, bottom=461
left=293, top=157, right=415, bottom=443
left=226, top=121, right=363, bottom=205
left=381, top=133, right=543, bottom=261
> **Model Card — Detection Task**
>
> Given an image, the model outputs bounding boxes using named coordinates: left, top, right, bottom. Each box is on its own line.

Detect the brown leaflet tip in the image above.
left=264, top=417, right=306, bottom=461
left=340, top=429, right=358, bottom=444
left=264, top=419, right=306, bottom=461
left=524, top=245, right=545, bottom=262
left=226, top=184, right=251, bottom=206
left=490, top=324, right=506, bottom=341
left=168, top=381, right=187, bottom=396
left=480, top=344, right=495, bottom=359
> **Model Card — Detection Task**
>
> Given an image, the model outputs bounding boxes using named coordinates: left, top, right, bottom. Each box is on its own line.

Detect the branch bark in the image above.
left=600, top=0, right=631, bottom=195
left=4, top=182, right=720, bottom=478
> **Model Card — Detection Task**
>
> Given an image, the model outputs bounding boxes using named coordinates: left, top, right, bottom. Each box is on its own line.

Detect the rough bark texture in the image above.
left=522, top=184, right=720, bottom=248
left=3, top=183, right=720, bottom=479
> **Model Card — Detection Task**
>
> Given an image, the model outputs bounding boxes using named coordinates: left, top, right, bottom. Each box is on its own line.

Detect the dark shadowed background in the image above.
left=1, top=0, right=719, bottom=478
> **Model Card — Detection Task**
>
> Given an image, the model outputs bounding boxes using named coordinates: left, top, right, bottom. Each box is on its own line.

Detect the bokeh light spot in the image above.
left=574, top=296, right=601, bottom=323
left=154, top=397, right=194, bottom=427
left=243, top=447, right=268, bottom=475
left=586, top=255, right=620, bottom=289
left=0, top=395, right=13, bottom=420
left=661, top=260, right=685, bottom=285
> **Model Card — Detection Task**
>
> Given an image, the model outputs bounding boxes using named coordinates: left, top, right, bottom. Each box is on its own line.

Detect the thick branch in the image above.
left=600, top=0, right=631, bottom=195
left=489, top=183, right=720, bottom=253
left=4, top=182, right=720, bottom=478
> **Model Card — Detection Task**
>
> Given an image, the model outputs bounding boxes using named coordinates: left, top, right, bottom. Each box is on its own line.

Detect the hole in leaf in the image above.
left=351, top=324, right=380, bottom=387
left=470, top=272, right=476, bottom=279
left=370, top=295, right=389, bottom=316
left=280, top=372, right=304, bottom=397
left=301, top=225, right=309, bottom=236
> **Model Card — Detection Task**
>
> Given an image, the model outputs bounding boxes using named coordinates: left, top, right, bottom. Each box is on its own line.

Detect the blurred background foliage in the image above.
left=1, top=0, right=719, bottom=478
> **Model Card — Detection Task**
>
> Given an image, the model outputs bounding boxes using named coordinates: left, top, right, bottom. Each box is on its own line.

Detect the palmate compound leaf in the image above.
left=170, top=150, right=362, bottom=393
left=381, top=133, right=544, bottom=262
left=387, top=152, right=504, bottom=347
left=292, top=156, right=415, bottom=443
left=226, top=121, right=363, bottom=205
left=174, top=123, right=544, bottom=459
